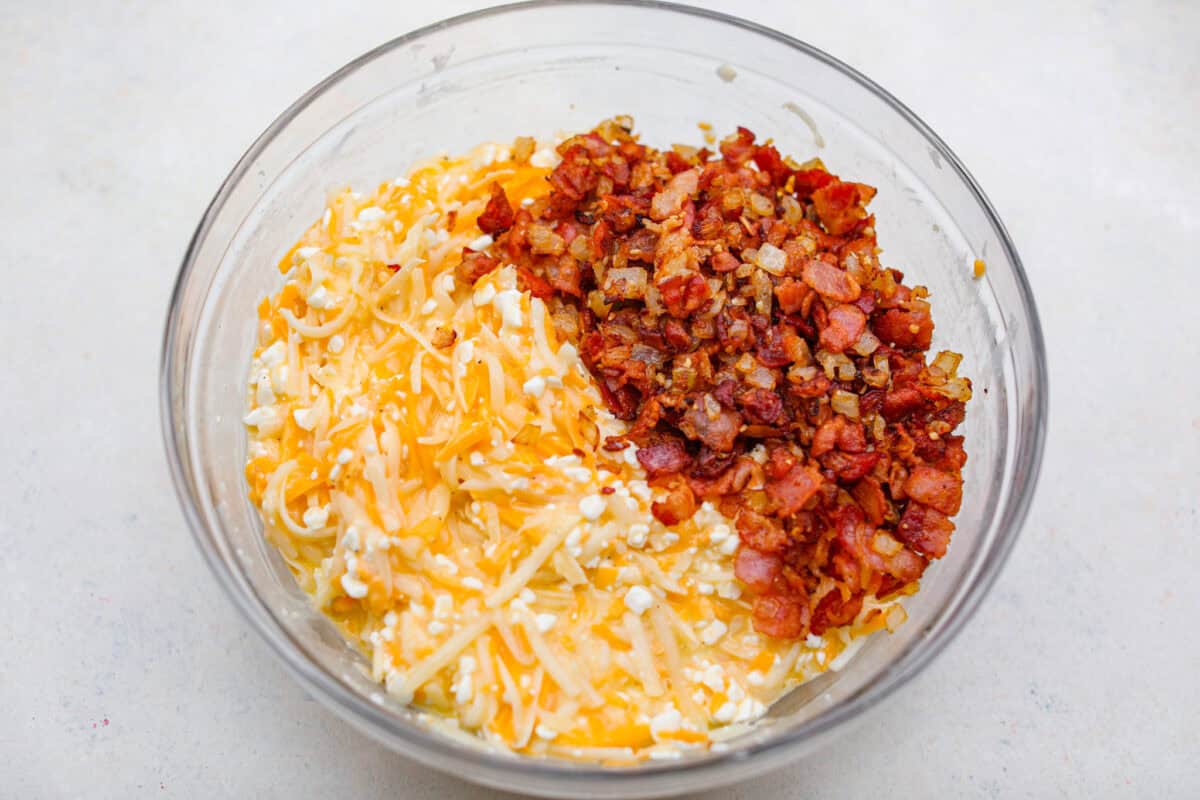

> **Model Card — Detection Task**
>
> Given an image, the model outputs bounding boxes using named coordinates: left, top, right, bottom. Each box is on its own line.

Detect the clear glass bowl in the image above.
left=160, top=2, right=1047, bottom=796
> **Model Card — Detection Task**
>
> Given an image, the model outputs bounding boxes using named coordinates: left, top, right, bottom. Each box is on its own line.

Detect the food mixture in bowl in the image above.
left=242, top=118, right=971, bottom=761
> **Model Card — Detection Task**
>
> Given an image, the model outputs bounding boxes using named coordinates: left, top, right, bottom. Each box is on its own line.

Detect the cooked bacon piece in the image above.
left=680, top=396, right=742, bottom=452
left=636, top=435, right=692, bottom=478
left=689, top=456, right=759, bottom=498
left=774, top=278, right=809, bottom=314
left=658, top=273, right=711, bottom=317
left=596, top=378, right=639, bottom=420
left=549, top=146, right=599, bottom=201
left=457, top=249, right=500, bottom=284
left=651, top=479, right=697, bottom=525
left=752, top=144, right=791, bottom=186
left=715, top=311, right=753, bottom=351
left=836, top=419, right=867, bottom=453
left=736, top=510, right=789, bottom=553
left=514, top=265, right=555, bottom=300
left=477, top=182, right=515, bottom=234
left=851, top=477, right=889, bottom=526
left=896, top=502, right=955, bottom=558
left=904, top=465, right=963, bottom=515
left=544, top=253, right=586, bottom=297
left=734, top=547, right=783, bottom=592
left=810, top=590, right=864, bottom=636
left=882, top=385, right=925, bottom=421
left=884, top=547, right=927, bottom=583
left=664, top=150, right=691, bottom=174
left=928, top=432, right=968, bottom=473
left=819, top=303, right=867, bottom=353
left=822, top=450, right=881, bottom=483
left=620, top=227, right=658, bottom=264
left=792, top=168, right=837, bottom=199
left=709, top=250, right=740, bottom=273
left=737, top=387, right=784, bottom=425
left=873, top=308, right=934, bottom=350
left=752, top=593, right=811, bottom=639
left=476, top=120, right=969, bottom=639
left=764, top=446, right=796, bottom=479
left=765, top=463, right=823, bottom=516
left=786, top=375, right=832, bottom=400
left=711, top=378, right=738, bottom=409
left=811, top=417, right=846, bottom=457
left=836, top=505, right=926, bottom=582
left=691, top=446, right=735, bottom=479
left=811, top=180, right=876, bottom=235
left=802, top=258, right=862, bottom=303
left=719, top=126, right=757, bottom=165
left=661, top=318, right=692, bottom=350
left=754, top=324, right=792, bottom=368
left=625, top=395, right=663, bottom=442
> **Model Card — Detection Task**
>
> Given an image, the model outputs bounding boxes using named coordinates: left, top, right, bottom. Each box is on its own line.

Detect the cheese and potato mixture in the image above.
left=242, top=137, right=906, bottom=761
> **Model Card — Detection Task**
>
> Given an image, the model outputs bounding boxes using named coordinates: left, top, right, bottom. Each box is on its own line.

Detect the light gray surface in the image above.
left=1, top=1, right=1196, bottom=797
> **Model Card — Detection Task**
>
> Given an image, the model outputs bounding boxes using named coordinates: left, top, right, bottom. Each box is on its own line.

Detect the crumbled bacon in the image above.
left=819, top=304, right=867, bottom=353
left=774, top=278, right=809, bottom=313
left=896, top=502, right=955, bottom=558
left=765, top=462, right=823, bottom=517
left=734, top=547, right=783, bottom=593
left=476, top=182, right=515, bottom=234
left=873, top=308, right=934, bottom=350
left=802, top=258, right=861, bottom=303
left=650, top=479, right=697, bottom=526
left=457, top=249, right=500, bottom=284
left=811, top=180, right=876, bottom=235
left=811, top=590, right=864, bottom=636
left=475, top=120, right=971, bottom=639
left=752, top=592, right=811, bottom=639
left=736, top=510, right=789, bottom=553
left=903, top=465, right=963, bottom=516
left=636, top=435, right=692, bottom=478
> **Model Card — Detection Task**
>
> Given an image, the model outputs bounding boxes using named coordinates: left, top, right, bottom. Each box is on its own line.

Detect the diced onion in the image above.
left=817, top=351, right=856, bottom=381
left=746, top=367, right=777, bottom=390
left=749, top=192, right=775, bottom=217
left=754, top=243, right=787, bottom=276
left=603, top=267, right=649, bottom=300
left=932, top=350, right=963, bottom=376
left=851, top=330, right=881, bottom=357
left=788, top=364, right=819, bottom=384
left=831, top=390, right=860, bottom=419
left=872, top=531, right=903, bottom=556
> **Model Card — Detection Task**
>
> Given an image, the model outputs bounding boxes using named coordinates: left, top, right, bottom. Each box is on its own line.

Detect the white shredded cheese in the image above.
left=699, top=620, right=728, bottom=645
left=468, top=234, right=493, bottom=251
left=579, top=495, right=606, bottom=521
left=522, top=376, right=546, bottom=398
left=623, top=586, right=654, bottom=616
left=341, top=573, right=369, bottom=599
left=291, top=407, right=317, bottom=431
left=302, top=505, right=329, bottom=529
left=306, top=285, right=331, bottom=309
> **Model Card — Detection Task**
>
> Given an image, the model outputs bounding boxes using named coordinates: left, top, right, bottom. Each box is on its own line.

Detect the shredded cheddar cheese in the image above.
left=242, top=138, right=908, bottom=760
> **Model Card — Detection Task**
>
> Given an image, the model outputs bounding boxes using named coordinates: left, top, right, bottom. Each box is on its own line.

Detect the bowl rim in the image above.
left=160, top=0, right=1048, bottom=792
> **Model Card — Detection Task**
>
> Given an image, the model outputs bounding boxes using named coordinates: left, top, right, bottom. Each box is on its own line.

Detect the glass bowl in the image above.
left=160, top=1, right=1047, bottom=796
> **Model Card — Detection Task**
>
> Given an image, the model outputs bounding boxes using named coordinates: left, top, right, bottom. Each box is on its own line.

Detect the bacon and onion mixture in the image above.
left=242, top=118, right=969, bottom=761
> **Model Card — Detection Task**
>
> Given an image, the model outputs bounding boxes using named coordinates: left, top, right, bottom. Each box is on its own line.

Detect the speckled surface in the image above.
left=2, top=1, right=1197, bottom=796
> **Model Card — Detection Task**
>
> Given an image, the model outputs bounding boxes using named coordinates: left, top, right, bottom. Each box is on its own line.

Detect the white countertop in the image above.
left=2, top=1, right=1197, bottom=796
